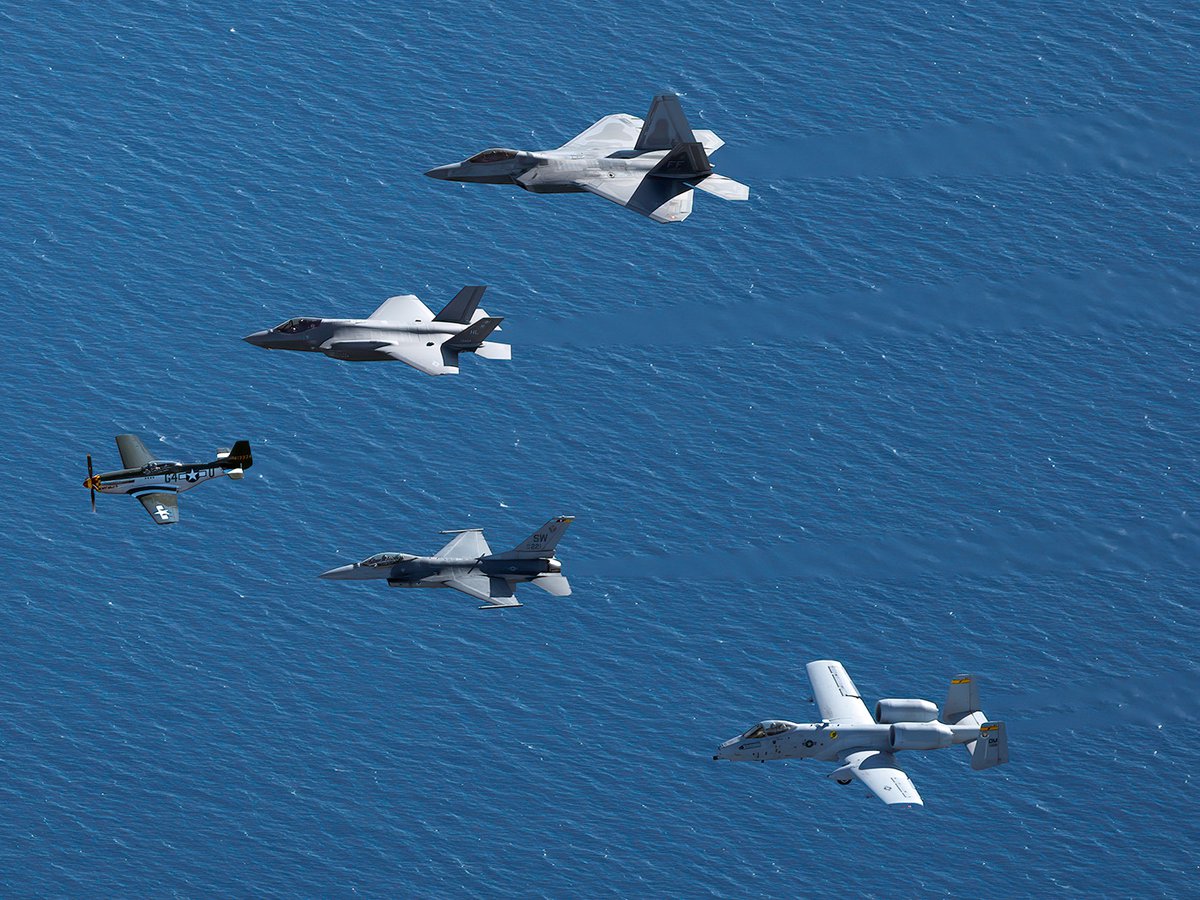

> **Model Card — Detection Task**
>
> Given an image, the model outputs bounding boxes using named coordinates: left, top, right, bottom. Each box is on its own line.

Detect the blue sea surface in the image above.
left=2, top=1, right=1198, bottom=895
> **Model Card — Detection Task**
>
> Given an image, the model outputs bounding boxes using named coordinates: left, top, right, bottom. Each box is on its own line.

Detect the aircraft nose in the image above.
left=424, top=165, right=454, bottom=180
left=319, top=564, right=356, bottom=580
left=243, top=330, right=271, bottom=347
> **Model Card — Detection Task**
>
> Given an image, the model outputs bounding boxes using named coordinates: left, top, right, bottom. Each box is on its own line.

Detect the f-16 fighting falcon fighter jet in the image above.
left=425, top=94, right=749, bottom=223
left=84, top=434, right=252, bottom=525
left=320, top=516, right=574, bottom=609
left=242, top=286, right=510, bottom=376
left=713, top=660, right=1009, bottom=807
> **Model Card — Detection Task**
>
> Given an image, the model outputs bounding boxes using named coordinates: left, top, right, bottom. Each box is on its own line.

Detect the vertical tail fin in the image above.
left=494, top=516, right=575, bottom=559
left=218, top=440, right=252, bottom=478
left=648, top=142, right=713, bottom=179
left=971, top=721, right=1009, bottom=770
left=219, top=440, right=253, bottom=470
left=434, top=286, right=487, bottom=324
left=635, top=94, right=695, bottom=152
left=443, top=316, right=503, bottom=351
left=941, top=674, right=981, bottom=724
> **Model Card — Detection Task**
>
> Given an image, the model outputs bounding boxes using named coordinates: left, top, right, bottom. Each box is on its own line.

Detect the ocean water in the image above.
left=2, top=1, right=1198, bottom=895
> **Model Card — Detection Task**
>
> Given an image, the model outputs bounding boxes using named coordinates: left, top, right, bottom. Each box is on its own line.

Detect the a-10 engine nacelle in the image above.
left=874, top=698, right=939, bottom=724
left=889, top=721, right=954, bottom=751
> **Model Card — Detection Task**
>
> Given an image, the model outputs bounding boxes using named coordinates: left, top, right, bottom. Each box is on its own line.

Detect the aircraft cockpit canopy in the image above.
left=140, top=461, right=180, bottom=475
left=467, top=148, right=518, bottom=164
left=360, top=553, right=410, bottom=568
left=741, top=721, right=794, bottom=740
left=274, top=318, right=322, bottom=334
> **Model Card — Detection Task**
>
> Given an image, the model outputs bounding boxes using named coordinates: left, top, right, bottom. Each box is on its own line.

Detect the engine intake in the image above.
left=874, top=698, right=938, bottom=724
left=889, top=721, right=954, bottom=751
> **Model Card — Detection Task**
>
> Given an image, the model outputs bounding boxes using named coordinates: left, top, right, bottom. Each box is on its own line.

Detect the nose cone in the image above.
left=714, top=736, right=740, bottom=760
left=319, top=564, right=357, bottom=580
left=243, top=330, right=272, bottom=347
left=425, top=164, right=457, bottom=180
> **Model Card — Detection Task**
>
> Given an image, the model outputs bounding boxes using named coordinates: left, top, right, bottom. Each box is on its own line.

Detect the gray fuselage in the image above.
left=714, top=720, right=983, bottom=763
left=320, top=554, right=560, bottom=585
left=244, top=318, right=477, bottom=361
left=426, top=148, right=672, bottom=193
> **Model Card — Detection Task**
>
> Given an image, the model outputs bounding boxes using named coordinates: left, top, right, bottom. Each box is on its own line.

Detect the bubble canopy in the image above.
left=740, top=721, right=795, bottom=740
left=466, top=148, right=518, bottom=164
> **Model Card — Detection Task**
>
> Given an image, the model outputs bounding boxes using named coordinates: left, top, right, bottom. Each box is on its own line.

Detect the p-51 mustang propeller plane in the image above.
left=714, top=660, right=1009, bottom=807
left=84, top=433, right=253, bottom=525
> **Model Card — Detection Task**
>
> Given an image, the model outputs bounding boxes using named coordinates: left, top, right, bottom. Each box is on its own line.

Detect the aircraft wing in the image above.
left=368, top=294, right=435, bottom=321
left=116, top=433, right=154, bottom=468
left=377, top=342, right=453, bottom=376
left=558, top=114, right=643, bottom=152
left=135, top=490, right=179, bottom=525
left=838, top=750, right=923, bottom=807
left=444, top=574, right=522, bottom=609
left=435, top=529, right=492, bottom=558
left=805, top=660, right=874, bottom=724
left=575, top=174, right=694, bottom=223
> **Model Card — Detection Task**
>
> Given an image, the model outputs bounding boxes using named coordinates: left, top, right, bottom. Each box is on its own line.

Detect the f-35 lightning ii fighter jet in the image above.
left=84, top=434, right=252, bottom=524
left=713, top=661, right=1009, bottom=807
left=320, top=516, right=574, bottom=609
left=243, top=286, right=510, bottom=376
left=425, top=94, right=748, bottom=223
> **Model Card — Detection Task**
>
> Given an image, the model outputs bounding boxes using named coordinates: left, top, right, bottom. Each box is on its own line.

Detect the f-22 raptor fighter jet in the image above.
left=320, top=516, right=574, bottom=609
left=243, top=286, right=509, bottom=376
left=84, top=434, right=252, bottom=524
left=425, top=94, right=748, bottom=223
left=714, top=661, right=1009, bottom=807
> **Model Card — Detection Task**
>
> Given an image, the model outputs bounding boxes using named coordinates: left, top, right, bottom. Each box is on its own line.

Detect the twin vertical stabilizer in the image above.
left=942, top=674, right=1009, bottom=770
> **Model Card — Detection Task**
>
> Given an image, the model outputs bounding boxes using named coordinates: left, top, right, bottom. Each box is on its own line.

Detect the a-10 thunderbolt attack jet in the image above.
left=84, top=434, right=252, bottom=524
left=242, top=286, right=510, bottom=376
left=320, top=516, right=574, bottom=609
left=713, top=660, right=1009, bottom=807
left=425, top=93, right=749, bottom=223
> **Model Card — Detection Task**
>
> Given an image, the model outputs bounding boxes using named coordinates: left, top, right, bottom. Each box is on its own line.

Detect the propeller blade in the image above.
left=87, top=454, right=96, bottom=511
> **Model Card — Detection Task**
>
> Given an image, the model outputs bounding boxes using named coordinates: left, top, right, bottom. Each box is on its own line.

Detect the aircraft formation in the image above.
left=84, top=94, right=1008, bottom=806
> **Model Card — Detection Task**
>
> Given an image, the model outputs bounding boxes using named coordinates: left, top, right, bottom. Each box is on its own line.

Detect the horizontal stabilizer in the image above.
left=971, top=721, right=1009, bottom=770
left=691, top=173, right=749, bottom=201
left=444, top=317, right=503, bottom=352
left=474, top=341, right=511, bottom=360
left=531, top=574, right=571, bottom=596
left=434, top=286, right=487, bottom=324
left=691, top=129, right=725, bottom=155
